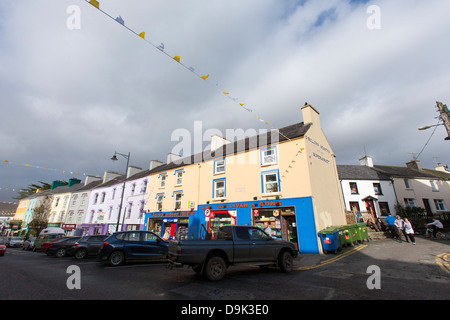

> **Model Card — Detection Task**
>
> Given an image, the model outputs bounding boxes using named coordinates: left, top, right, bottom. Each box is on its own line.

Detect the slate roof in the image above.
left=372, top=165, right=443, bottom=180
left=337, top=165, right=391, bottom=180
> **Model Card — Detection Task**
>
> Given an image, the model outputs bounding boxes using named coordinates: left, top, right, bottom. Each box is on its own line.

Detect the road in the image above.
left=1, top=237, right=449, bottom=303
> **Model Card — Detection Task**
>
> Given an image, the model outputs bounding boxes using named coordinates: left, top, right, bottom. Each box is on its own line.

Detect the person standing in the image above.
left=394, top=215, right=405, bottom=242
left=385, top=214, right=398, bottom=239
left=404, top=218, right=416, bottom=245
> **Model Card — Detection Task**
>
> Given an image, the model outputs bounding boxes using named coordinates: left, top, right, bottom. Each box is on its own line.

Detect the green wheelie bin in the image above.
left=339, top=225, right=357, bottom=247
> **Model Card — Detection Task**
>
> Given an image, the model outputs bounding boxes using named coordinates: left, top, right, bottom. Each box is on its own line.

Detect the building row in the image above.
left=7, top=105, right=450, bottom=253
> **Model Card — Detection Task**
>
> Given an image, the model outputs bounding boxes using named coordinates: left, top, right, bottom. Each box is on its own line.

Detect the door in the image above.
left=232, top=226, right=251, bottom=263
left=140, top=231, right=167, bottom=260
left=423, top=199, right=432, bottom=217
left=248, top=227, right=277, bottom=262
left=87, top=236, right=107, bottom=255
left=122, top=231, right=143, bottom=258
left=282, top=215, right=299, bottom=250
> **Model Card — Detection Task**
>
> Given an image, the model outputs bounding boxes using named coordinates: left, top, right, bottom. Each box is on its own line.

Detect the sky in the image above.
left=1, top=0, right=449, bottom=203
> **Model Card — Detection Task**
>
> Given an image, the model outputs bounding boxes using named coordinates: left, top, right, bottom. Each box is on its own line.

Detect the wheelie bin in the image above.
left=340, top=225, right=357, bottom=246
left=318, top=227, right=342, bottom=254
left=356, top=222, right=369, bottom=243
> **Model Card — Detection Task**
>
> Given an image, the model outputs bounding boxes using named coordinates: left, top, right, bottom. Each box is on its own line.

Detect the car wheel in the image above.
left=56, top=248, right=67, bottom=258
left=204, top=256, right=226, bottom=281
left=192, top=264, right=203, bottom=274
left=278, top=251, right=293, bottom=273
left=75, top=249, right=87, bottom=260
left=108, top=251, right=125, bottom=266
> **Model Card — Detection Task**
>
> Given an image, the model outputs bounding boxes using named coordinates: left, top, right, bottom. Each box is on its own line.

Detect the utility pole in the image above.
left=436, top=101, right=450, bottom=140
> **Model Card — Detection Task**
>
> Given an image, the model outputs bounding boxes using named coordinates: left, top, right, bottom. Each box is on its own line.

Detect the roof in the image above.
left=372, top=165, right=442, bottom=180
left=337, top=165, right=392, bottom=180
left=423, top=168, right=450, bottom=180
left=147, top=122, right=311, bottom=175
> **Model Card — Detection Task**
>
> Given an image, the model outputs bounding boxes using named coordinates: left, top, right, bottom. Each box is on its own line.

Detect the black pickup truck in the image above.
left=168, top=225, right=298, bottom=281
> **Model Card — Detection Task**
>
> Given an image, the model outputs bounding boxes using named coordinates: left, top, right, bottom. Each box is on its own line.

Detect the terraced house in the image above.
left=144, top=105, right=347, bottom=254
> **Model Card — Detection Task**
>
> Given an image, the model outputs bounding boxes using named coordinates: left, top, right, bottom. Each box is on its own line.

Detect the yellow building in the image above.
left=145, top=105, right=346, bottom=253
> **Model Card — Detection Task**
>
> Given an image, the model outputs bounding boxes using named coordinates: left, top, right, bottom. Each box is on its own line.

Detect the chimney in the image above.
left=68, top=178, right=81, bottom=187
left=210, top=134, right=231, bottom=152
left=406, top=160, right=422, bottom=170
left=127, top=165, right=142, bottom=178
left=51, top=181, right=66, bottom=190
left=359, top=155, right=374, bottom=167
left=167, top=153, right=181, bottom=164
left=301, top=103, right=321, bottom=127
left=435, top=163, right=449, bottom=172
left=84, top=175, right=101, bottom=185
left=149, top=160, right=164, bottom=171
left=103, top=170, right=123, bottom=183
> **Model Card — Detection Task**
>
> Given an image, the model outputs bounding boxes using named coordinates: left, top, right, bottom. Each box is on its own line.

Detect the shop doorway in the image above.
left=281, top=215, right=298, bottom=250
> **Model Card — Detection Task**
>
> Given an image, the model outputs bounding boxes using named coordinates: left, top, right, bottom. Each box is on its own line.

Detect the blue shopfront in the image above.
left=188, top=197, right=320, bottom=254
left=144, top=210, right=195, bottom=240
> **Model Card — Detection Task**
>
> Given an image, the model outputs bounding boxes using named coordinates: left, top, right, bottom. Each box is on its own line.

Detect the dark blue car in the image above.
left=98, top=231, right=168, bottom=266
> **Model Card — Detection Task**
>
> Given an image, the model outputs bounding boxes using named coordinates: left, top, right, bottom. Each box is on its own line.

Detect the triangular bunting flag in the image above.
left=201, top=75, right=209, bottom=80
left=88, top=0, right=100, bottom=9
left=173, top=56, right=181, bottom=62
left=115, top=16, right=125, bottom=25
left=223, top=92, right=229, bottom=95
left=138, top=32, right=145, bottom=39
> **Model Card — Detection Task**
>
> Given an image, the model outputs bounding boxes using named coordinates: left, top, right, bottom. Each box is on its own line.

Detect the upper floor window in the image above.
left=174, top=192, right=182, bottom=210
left=213, top=178, right=226, bottom=198
left=373, top=183, right=383, bottom=195
left=93, top=193, right=99, bottom=204
left=176, top=171, right=183, bottom=185
left=214, top=159, right=226, bottom=174
left=349, top=182, right=359, bottom=194
left=404, top=179, right=412, bottom=189
left=140, top=180, right=148, bottom=193
left=404, top=198, right=416, bottom=207
left=430, top=180, right=439, bottom=192
left=101, top=192, right=106, bottom=203
left=159, top=173, right=167, bottom=188
left=262, top=170, right=280, bottom=194
left=156, top=194, right=164, bottom=211
left=261, top=146, right=277, bottom=166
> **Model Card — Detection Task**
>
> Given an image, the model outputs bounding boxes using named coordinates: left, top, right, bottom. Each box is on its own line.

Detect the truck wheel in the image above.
left=204, top=256, right=226, bottom=281
left=278, top=251, right=293, bottom=273
left=192, top=265, right=203, bottom=274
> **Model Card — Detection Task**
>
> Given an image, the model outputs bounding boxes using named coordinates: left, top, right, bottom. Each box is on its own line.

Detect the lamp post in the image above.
left=111, top=151, right=130, bottom=232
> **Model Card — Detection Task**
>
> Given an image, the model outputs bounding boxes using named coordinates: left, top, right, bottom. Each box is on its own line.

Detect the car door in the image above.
left=232, top=226, right=251, bottom=263
left=122, top=231, right=143, bottom=258
left=248, top=227, right=278, bottom=262
left=87, top=236, right=107, bottom=255
left=140, top=232, right=167, bottom=260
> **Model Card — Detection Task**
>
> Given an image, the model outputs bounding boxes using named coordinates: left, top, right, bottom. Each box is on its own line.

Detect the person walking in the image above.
left=385, top=214, right=398, bottom=239
left=404, top=218, right=416, bottom=245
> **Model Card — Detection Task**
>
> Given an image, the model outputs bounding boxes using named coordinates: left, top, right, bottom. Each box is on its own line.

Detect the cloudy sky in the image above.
left=1, top=0, right=449, bottom=202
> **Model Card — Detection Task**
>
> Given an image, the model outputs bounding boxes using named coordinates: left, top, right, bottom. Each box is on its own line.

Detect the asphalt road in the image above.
left=1, top=236, right=449, bottom=303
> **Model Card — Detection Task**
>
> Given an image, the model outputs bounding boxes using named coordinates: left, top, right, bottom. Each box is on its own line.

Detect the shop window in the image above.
left=261, top=170, right=280, bottom=194
left=261, top=146, right=277, bottom=166
left=373, top=183, right=383, bottom=195
left=213, top=178, right=226, bottom=198
left=214, top=159, right=226, bottom=174
left=349, top=182, right=359, bottom=194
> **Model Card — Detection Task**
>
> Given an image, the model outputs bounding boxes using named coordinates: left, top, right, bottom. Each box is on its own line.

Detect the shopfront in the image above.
left=191, top=197, right=319, bottom=254
left=144, top=210, right=194, bottom=240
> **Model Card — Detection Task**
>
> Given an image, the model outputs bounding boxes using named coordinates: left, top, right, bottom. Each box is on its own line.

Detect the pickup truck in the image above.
left=168, top=225, right=298, bottom=281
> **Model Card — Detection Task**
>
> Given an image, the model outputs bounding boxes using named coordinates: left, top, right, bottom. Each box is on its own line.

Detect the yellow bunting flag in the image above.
left=4, top=160, right=8, bottom=162
left=223, top=92, right=229, bottom=95
left=138, top=32, right=145, bottom=39
left=89, top=0, right=100, bottom=9
left=201, top=74, right=209, bottom=80
left=173, top=56, right=181, bottom=63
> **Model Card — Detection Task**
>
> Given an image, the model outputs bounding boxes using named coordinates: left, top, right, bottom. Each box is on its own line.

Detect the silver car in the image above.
left=23, top=237, right=36, bottom=250
left=7, top=237, right=24, bottom=248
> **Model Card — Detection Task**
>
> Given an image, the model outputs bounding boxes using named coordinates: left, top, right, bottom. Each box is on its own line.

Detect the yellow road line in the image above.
left=295, top=244, right=368, bottom=271
left=435, top=253, right=450, bottom=274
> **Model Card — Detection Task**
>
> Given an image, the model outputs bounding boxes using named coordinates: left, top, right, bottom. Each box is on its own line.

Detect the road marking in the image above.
left=295, top=245, right=368, bottom=271
left=435, top=253, right=450, bottom=274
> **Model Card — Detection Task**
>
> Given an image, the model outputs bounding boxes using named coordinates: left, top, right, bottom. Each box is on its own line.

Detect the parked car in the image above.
left=23, top=237, right=36, bottom=251
left=40, top=237, right=69, bottom=254
left=0, top=238, right=6, bottom=256
left=168, top=225, right=298, bottom=281
left=98, top=231, right=168, bottom=266
left=6, top=237, right=24, bottom=248
left=70, top=234, right=109, bottom=260
left=46, top=237, right=82, bottom=258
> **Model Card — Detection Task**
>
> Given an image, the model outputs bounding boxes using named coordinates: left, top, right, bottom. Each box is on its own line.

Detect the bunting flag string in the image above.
left=2, top=159, right=101, bottom=178
left=82, top=0, right=298, bottom=144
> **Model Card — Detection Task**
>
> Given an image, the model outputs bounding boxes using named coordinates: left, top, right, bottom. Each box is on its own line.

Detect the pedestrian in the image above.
left=395, top=215, right=406, bottom=242
left=385, top=214, right=400, bottom=240
left=376, top=218, right=387, bottom=232
left=404, top=218, right=416, bottom=245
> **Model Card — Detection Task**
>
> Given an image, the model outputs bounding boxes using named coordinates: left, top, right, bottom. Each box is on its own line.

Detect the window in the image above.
left=108, top=206, right=113, bottom=220
left=174, top=192, right=182, bottom=210
left=80, top=193, right=87, bottom=206
left=140, top=180, right=148, bottom=193
left=55, top=197, right=60, bottom=207
left=262, top=170, right=280, bottom=194
left=160, top=174, right=167, bottom=188
left=124, top=232, right=140, bottom=241
left=349, top=182, right=359, bottom=194
left=404, top=198, right=416, bottom=207
left=131, top=183, right=136, bottom=195
left=93, top=193, right=99, bottom=204
left=143, top=232, right=158, bottom=242
left=101, top=192, right=106, bottom=203
left=349, top=202, right=360, bottom=212
left=156, top=194, right=164, bottom=211
left=214, top=159, right=225, bottom=174
left=373, top=183, right=383, bottom=195
left=127, top=202, right=133, bottom=218
left=213, top=178, right=226, bottom=198
left=404, top=179, right=412, bottom=189
left=176, top=171, right=183, bottom=185
left=434, top=199, right=446, bottom=211
left=378, top=202, right=390, bottom=216
left=139, top=200, right=145, bottom=218
left=430, top=180, right=439, bottom=192
left=71, top=195, right=78, bottom=206
left=112, top=188, right=116, bottom=200
left=261, top=146, right=277, bottom=166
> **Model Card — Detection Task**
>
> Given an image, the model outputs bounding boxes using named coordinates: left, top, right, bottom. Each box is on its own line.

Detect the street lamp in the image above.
left=418, top=123, right=450, bottom=140
left=111, top=151, right=130, bottom=232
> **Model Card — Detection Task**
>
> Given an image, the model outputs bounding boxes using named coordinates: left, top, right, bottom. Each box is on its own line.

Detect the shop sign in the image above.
left=202, top=200, right=282, bottom=211
left=149, top=211, right=194, bottom=218
left=62, top=224, right=77, bottom=230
